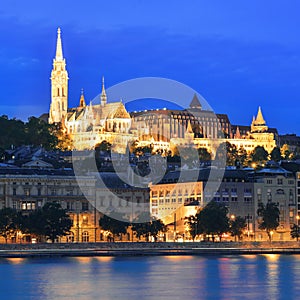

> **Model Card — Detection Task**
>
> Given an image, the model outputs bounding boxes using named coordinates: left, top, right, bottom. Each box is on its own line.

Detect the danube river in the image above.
left=0, top=254, right=299, bottom=300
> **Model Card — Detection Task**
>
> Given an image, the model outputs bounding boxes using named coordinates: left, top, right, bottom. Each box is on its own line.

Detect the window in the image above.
left=276, top=189, right=284, bottom=195
left=277, top=178, right=283, bottom=185
left=66, top=189, right=73, bottom=196
left=66, top=232, right=74, bottom=243
left=24, top=188, right=30, bottom=196
left=37, top=188, right=41, bottom=196
left=267, top=180, right=272, bottom=184
left=21, top=201, right=35, bottom=210
left=244, top=197, right=252, bottom=202
left=82, top=216, right=88, bottom=225
left=13, top=188, right=16, bottom=196
left=82, top=202, right=89, bottom=211
left=82, top=231, right=89, bottom=242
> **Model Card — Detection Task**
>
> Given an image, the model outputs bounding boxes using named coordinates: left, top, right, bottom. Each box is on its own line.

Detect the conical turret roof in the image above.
left=189, top=94, right=202, bottom=109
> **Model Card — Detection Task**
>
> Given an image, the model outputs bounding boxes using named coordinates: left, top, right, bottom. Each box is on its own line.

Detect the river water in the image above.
left=0, top=254, right=299, bottom=300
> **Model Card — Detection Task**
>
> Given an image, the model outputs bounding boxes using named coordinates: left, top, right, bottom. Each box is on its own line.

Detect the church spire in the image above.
left=55, top=27, right=63, bottom=61
left=251, top=106, right=268, bottom=133
left=189, top=93, right=202, bottom=109
left=101, top=76, right=107, bottom=106
left=235, top=126, right=241, bottom=139
left=79, top=88, right=86, bottom=107
left=255, top=106, right=266, bottom=125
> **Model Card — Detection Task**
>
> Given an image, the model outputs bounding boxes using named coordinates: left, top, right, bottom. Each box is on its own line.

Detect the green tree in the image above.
left=28, top=202, right=72, bottom=243
left=95, top=140, right=112, bottom=153
left=131, top=212, right=167, bottom=242
left=185, top=215, right=199, bottom=241
left=197, top=201, right=229, bottom=242
left=281, top=144, right=293, bottom=160
left=257, top=202, right=280, bottom=241
left=0, top=208, right=19, bottom=243
left=290, top=224, right=300, bottom=241
left=0, top=207, right=21, bottom=243
left=197, top=147, right=211, bottom=162
left=229, top=216, right=247, bottom=241
left=99, top=213, right=129, bottom=241
left=134, top=145, right=153, bottom=157
left=270, top=147, right=282, bottom=162
left=251, top=146, right=269, bottom=166
left=50, top=122, right=72, bottom=150
left=226, top=142, right=238, bottom=166
left=237, top=146, right=248, bottom=166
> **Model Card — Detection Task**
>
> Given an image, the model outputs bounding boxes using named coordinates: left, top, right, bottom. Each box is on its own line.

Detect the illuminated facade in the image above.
left=149, top=171, right=203, bottom=240
left=49, top=28, right=132, bottom=152
left=0, top=169, right=149, bottom=243
left=250, top=167, right=296, bottom=241
left=48, top=28, right=277, bottom=155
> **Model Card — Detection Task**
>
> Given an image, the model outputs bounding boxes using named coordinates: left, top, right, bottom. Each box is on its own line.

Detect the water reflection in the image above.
left=5, top=257, right=26, bottom=264
left=0, top=255, right=300, bottom=300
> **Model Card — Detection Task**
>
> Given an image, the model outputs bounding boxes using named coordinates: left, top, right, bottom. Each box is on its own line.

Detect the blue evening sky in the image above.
left=0, top=1, right=299, bottom=134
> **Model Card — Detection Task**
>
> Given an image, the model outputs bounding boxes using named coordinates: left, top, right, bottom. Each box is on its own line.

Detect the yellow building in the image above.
left=149, top=171, right=203, bottom=241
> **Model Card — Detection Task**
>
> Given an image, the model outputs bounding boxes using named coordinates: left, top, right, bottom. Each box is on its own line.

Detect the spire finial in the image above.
left=102, top=76, right=106, bottom=94
left=55, top=27, right=63, bottom=60
left=101, top=76, right=107, bottom=106
left=79, top=88, right=86, bottom=107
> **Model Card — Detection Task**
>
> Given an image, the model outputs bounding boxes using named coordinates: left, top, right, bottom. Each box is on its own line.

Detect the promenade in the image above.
left=1, top=241, right=300, bottom=258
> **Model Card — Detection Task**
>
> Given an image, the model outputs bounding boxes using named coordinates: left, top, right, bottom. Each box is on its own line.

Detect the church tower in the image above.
left=49, top=27, right=69, bottom=124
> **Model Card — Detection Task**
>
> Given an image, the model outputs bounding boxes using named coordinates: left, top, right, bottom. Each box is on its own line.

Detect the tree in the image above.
left=281, top=144, right=293, bottom=160
left=185, top=215, right=199, bottom=241
left=131, top=212, right=167, bottom=242
left=99, top=213, right=129, bottom=241
left=0, top=208, right=18, bottom=243
left=257, top=202, right=280, bottom=241
left=95, top=140, right=112, bottom=153
left=197, top=201, right=229, bottom=242
left=229, top=216, right=247, bottom=241
left=226, top=142, right=238, bottom=166
left=237, top=146, right=248, bottom=166
left=197, top=147, right=211, bottom=162
left=251, top=146, right=269, bottom=165
left=29, top=202, right=73, bottom=243
left=270, top=147, right=282, bottom=162
left=290, top=224, right=300, bottom=241
left=50, top=122, right=72, bottom=150
left=26, top=117, right=58, bottom=149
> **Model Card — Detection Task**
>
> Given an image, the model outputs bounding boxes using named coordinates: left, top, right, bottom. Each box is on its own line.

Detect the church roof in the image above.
left=94, top=102, right=130, bottom=119
left=254, top=106, right=266, bottom=125
left=189, top=94, right=202, bottom=109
